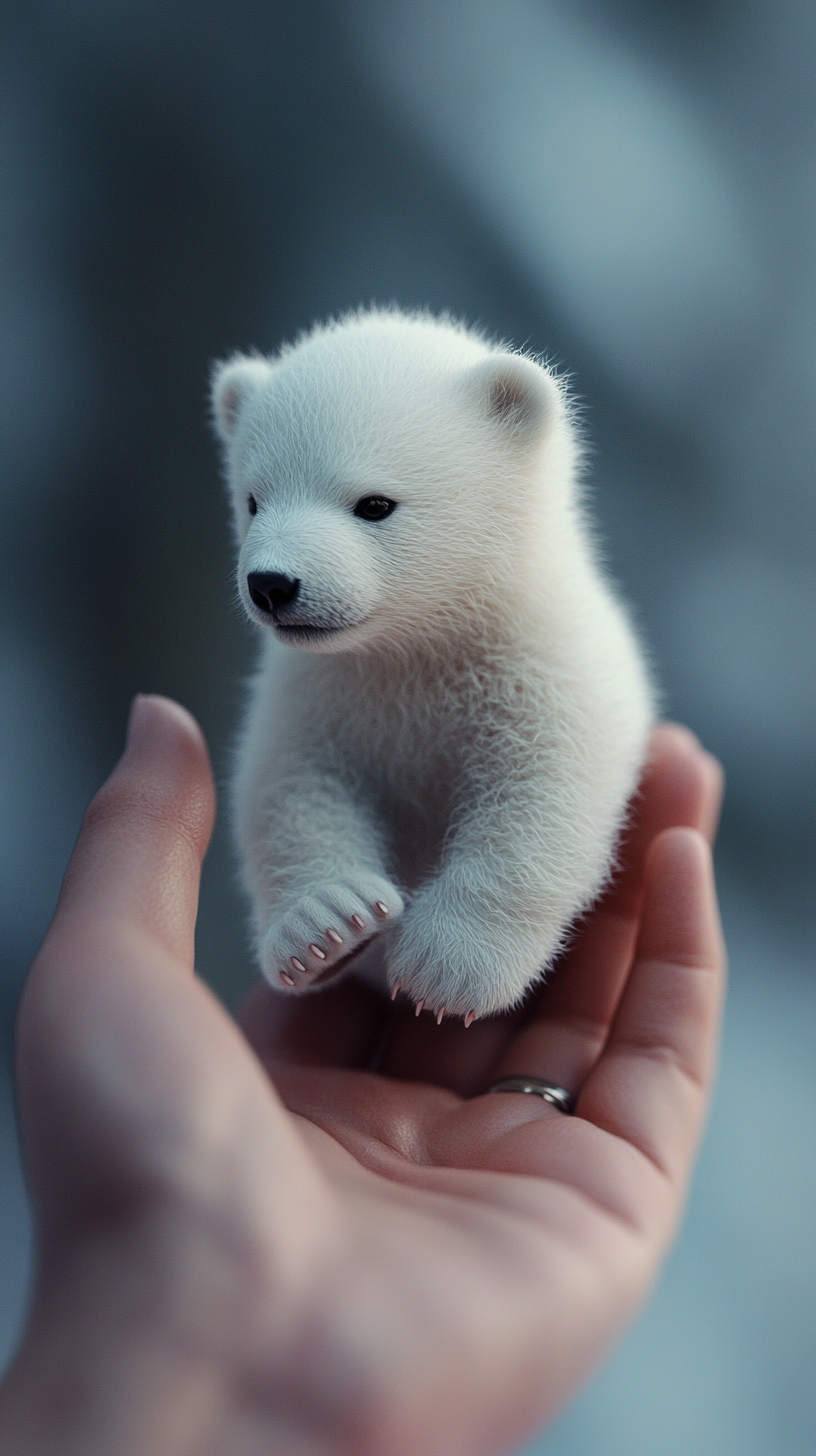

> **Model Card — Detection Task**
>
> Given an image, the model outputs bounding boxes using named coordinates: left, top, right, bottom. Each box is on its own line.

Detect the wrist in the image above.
left=0, top=1253, right=347, bottom=1456
left=1, top=1336, right=342, bottom=1456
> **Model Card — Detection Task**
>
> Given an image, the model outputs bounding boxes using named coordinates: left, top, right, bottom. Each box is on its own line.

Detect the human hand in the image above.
left=0, top=698, right=724, bottom=1456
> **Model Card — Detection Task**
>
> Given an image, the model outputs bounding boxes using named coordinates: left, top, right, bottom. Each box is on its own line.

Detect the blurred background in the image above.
left=0, top=1, right=814, bottom=1451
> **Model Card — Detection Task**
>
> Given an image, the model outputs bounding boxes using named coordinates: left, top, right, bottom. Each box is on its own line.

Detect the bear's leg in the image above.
left=236, top=759, right=405, bottom=995
left=384, top=782, right=611, bottom=1021
left=386, top=869, right=552, bottom=1022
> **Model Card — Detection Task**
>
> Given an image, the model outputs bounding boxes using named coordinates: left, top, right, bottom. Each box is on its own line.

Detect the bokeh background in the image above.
left=1, top=2, right=814, bottom=1451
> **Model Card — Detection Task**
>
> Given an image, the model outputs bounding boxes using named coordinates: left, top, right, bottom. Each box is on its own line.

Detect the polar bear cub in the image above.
left=212, top=310, right=654, bottom=1021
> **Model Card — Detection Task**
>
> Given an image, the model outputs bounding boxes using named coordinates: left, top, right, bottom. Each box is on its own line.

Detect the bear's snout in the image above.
left=247, top=572, right=300, bottom=616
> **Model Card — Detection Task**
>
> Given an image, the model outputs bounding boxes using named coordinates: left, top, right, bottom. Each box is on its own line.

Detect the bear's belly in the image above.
left=383, top=789, right=453, bottom=892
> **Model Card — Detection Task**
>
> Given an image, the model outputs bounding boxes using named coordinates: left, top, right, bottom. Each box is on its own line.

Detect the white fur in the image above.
left=212, top=309, right=654, bottom=1019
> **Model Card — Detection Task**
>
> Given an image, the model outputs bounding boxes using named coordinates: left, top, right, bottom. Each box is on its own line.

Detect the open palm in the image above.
left=1, top=698, right=724, bottom=1456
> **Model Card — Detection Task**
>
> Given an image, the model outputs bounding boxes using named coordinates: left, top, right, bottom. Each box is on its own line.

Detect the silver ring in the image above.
left=487, top=1076, right=575, bottom=1114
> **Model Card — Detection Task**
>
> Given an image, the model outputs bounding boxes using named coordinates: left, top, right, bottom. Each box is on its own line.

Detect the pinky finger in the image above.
left=576, top=828, right=726, bottom=1193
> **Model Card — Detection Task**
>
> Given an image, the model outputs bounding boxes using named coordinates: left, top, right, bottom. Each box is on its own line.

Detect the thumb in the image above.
left=15, top=697, right=217, bottom=1229
left=49, top=694, right=216, bottom=968
left=12, top=699, right=334, bottom=1372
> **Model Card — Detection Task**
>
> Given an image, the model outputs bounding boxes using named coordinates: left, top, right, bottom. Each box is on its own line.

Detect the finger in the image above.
left=17, top=700, right=325, bottom=1243
left=376, top=1002, right=524, bottom=1098
left=600, top=723, right=723, bottom=923
left=240, top=973, right=518, bottom=1092
left=240, top=975, right=393, bottom=1071
left=49, top=695, right=216, bottom=969
left=576, top=827, right=725, bottom=1189
left=488, top=726, right=722, bottom=1095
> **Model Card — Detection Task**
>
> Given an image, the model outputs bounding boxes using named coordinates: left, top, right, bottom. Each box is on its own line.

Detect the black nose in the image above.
left=247, top=572, right=300, bottom=615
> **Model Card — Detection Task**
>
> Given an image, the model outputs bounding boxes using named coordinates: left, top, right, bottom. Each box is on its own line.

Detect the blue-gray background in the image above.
left=1, top=3, right=814, bottom=1452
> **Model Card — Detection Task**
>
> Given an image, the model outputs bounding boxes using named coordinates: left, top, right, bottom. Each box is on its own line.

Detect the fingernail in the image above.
left=436, top=1006, right=446, bottom=1025
left=375, top=901, right=389, bottom=916
left=308, top=943, right=326, bottom=960
left=291, top=957, right=306, bottom=974
left=126, top=694, right=152, bottom=748
left=391, top=981, right=401, bottom=1001
left=280, top=971, right=295, bottom=987
left=327, top=929, right=343, bottom=945
left=464, top=1010, right=476, bottom=1028
left=415, top=999, right=425, bottom=1017
left=125, top=694, right=194, bottom=754
left=351, top=914, right=366, bottom=930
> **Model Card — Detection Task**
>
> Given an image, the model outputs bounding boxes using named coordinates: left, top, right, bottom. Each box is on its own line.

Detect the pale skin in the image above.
left=0, top=696, right=725, bottom=1456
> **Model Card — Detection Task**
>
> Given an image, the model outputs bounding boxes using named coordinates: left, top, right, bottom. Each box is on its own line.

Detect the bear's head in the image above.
left=212, top=311, right=572, bottom=654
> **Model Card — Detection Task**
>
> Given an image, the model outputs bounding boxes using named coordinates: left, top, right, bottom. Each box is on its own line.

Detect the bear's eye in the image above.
left=247, top=495, right=258, bottom=516
left=354, top=496, right=397, bottom=522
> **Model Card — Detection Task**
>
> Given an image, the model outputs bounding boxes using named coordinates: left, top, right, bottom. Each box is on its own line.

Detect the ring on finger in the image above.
left=486, top=1076, right=575, bottom=1114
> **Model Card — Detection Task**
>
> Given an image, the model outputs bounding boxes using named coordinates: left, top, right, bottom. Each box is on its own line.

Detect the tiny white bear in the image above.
left=212, top=309, right=654, bottom=1022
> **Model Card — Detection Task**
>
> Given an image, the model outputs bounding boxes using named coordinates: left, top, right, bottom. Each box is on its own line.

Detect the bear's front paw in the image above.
left=387, top=886, right=546, bottom=1023
left=260, top=875, right=404, bottom=993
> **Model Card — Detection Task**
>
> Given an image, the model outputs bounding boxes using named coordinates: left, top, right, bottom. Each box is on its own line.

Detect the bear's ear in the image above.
left=210, top=354, right=273, bottom=444
left=462, top=354, right=558, bottom=445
